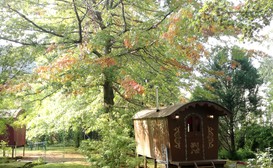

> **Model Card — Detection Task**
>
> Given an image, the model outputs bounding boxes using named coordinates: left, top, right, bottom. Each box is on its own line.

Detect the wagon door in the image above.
left=185, top=114, right=204, bottom=160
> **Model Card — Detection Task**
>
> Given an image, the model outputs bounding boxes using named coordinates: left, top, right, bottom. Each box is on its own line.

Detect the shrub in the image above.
left=219, top=148, right=255, bottom=160
left=219, top=149, right=241, bottom=160
left=247, top=147, right=273, bottom=168
left=80, top=113, right=141, bottom=168
left=237, top=148, right=255, bottom=160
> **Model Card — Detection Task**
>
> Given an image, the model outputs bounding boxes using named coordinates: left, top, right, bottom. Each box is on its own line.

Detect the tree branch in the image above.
left=112, top=0, right=121, bottom=9
left=116, top=40, right=156, bottom=57
left=146, top=10, right=173, bottom=31
left=31, top=89, right=59, bottom=104
left=92, top=49, right=103, bottom=57
left=112, top=85, right=144, bottom=107
left=73, top=0, right=83, bottom=43
left=0, top=36, right=39, bottom=46
left=121, top=0, right=128, bottom=32
left=7, top=5, right=65, bottom=38
left=86, top=1, right=106, bottom=30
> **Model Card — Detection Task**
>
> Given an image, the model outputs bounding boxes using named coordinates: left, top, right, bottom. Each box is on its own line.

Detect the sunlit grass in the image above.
left=0, top=145, right=89, bottom=167
left=0, top=146, right=80, bottom=157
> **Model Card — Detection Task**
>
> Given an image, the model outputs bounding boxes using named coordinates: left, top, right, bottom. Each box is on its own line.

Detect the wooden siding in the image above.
left=134, top=118, right=170, bottom=161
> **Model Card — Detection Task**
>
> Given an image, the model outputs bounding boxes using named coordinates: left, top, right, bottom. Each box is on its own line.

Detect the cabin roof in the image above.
left=0, top=109, right=24, bottom=119
left=133, top=101, right=231, bottom=119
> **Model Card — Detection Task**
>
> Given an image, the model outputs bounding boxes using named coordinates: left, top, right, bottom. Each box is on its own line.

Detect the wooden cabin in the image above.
left=0, top=109, right=26, bottom=157
left=133, top=101, right=231, bottom=168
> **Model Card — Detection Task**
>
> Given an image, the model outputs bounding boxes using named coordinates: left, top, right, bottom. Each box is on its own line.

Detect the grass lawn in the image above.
left=33, top=163, right=90, bottom=168
left=0, top=162, right=90, bottom=168
left=1, top=147, right=272, bottom=168
left=0, top=161, right=26, bottom=168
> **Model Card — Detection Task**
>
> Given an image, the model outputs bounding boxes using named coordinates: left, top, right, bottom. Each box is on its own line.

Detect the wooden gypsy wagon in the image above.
left=133, top=101, right=231, bottom=168
left=0, top=109, right=26, bottom=157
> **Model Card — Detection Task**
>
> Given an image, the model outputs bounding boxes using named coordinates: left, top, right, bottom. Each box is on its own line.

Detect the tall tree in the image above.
left=1, top=0, right=272, bottom=111
left=0, top=0, right=272, bottom=98
left=192, top=47, right=263, bottom=157
left=0, top=0, right=199, bottom=111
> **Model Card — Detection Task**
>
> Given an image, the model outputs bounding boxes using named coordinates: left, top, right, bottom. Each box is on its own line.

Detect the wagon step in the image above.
left=194, top=161, right=216, bottom=168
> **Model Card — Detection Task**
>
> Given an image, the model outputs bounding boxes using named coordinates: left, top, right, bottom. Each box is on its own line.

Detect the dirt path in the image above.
left=16, top=148, right=90, bottom=165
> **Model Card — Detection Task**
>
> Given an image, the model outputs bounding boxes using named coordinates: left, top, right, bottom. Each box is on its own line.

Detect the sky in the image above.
left=206, top=18, right=273, bottom=68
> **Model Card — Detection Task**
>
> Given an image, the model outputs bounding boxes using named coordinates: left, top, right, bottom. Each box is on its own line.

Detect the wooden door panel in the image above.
left=185, top=114, right=204, bottom=161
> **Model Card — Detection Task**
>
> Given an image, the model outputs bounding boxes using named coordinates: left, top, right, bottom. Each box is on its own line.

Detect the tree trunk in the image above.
left=229, top=115, right=236, bottom=156
left=103, top=70, right=114, bottom=113
left=103, top=36, right=114, bottom=113
left=74, top=126, right=83, bottom=148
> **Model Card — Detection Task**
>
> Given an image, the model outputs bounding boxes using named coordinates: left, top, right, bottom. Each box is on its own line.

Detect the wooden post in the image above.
left=154, top=159, right=157, bottom=168
left=136, top=154, right=140, bottom=168
left=23, top=145, right=25, bottom=156
left=11, top=146, right=14, bottom=158
left=14, top=145, right=17, bottom=158
left=144, top=156, right=147, bottom=168
left=163, top=146, right=169, bottom=168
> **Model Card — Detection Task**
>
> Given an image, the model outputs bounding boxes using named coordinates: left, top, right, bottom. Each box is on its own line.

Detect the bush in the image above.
left=247, top=147, right=273, bottom=168
left=219, top=148, right=255, bottom=160
left=237, top=148, right=255, bottom=160
left=219, top=149, right=241, bottom=160
left=79, top=113, right=141, bottom=168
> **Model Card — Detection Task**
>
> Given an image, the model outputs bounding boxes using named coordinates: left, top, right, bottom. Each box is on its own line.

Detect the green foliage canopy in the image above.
left=192, top=46, right=263, bottom=156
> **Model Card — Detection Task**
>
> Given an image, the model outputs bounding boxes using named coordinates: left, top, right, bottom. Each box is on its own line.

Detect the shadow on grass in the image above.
left=0, top=157, right=90, bottom=168
left=33, top=163, right=90, bottom=168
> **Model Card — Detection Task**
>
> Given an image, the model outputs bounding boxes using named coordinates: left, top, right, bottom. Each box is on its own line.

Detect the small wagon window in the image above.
left=186, top=115, right=201, bottom=133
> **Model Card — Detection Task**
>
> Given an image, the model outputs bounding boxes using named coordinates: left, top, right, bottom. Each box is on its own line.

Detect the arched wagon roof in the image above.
left=133, top=101, right=231, bottom=119
left=0, top=109, right=24, bottom=119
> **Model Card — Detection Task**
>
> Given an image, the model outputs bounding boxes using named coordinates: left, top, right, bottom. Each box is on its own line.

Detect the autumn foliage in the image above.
left=120, top=76, right=144, bottom=98
left=94, top=57, right=116, bottom=68
left=164, top=58, right=193, bottom=72
left=35, top=55, right=78, bottom=82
